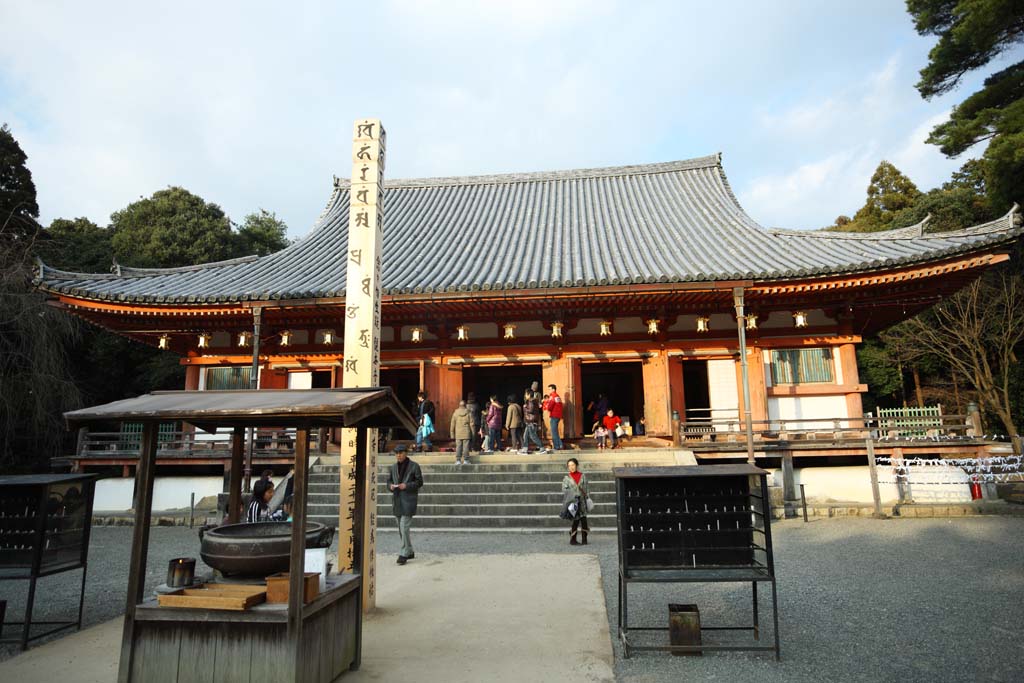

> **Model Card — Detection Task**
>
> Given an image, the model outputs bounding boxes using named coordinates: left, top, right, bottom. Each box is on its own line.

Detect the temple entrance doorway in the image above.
left=461, top=364, right=543, bottom=409
left=681, top=359, right=712, bottom=436
left=380, top=368, right=420, bottom=439
left=580, top=361, right=644, bottom=434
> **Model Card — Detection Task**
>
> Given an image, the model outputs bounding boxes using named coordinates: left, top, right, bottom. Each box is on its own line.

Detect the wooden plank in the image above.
left=252, top=624, right=291, bottom=681
left=299, top=610, right=322, bottom=682
left=157, top=586, right=266, bottom=611
left=228, top=427, right=244, bottom=524
left=118, top=421, right=158, bottom=683
left=175, top=627, right=217, bottom=683
left=130, top=624, right=180, bottom=682
left=211, top=623, right=253, bottom=683
left=287, top=427, right=309, bottom=678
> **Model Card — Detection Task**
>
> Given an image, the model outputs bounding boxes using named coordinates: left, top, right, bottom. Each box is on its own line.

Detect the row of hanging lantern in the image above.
left=173, top=311, right=811, bottom=349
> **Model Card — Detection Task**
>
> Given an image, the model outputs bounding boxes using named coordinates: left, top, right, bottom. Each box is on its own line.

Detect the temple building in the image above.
left=37, top=154, right=1022, bottom=449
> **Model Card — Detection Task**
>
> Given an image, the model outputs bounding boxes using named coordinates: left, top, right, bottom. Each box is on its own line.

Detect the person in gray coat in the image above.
left=561, top=457, right=590, bottom=545
left=387, top=445, right=424, bottom=565
left=450, top=399, right=473, bottom=466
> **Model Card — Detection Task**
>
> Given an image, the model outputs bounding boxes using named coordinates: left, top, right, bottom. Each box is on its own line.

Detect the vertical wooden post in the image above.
left=288, top=427, right=309, bottom=679
left=865, top=437, right=886, bottom=518
left=228, top=427, right=244, bottom=524
left=117, top=421, right=158, bottom=683
left=339, top=118, right=385, bottom=612
left=781, top=450, right=797, bottom=518
left=733, top=287, right=756, bottom=464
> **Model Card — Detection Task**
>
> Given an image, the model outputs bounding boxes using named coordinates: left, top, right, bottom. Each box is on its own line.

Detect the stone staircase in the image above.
left=306, top=451, right=696, bottom=532
left=307, top=462, right=617, bottom=532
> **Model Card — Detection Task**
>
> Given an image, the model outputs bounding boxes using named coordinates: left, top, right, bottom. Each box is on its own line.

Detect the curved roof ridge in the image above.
left=117, top=254, right=261, bottom=276
left=770, top=205, right=1019, bottom=241
left=36, top=253, right=262, bottom=282
left=334, top=154, right=723, bottom=190
left=35, top=259, right=123, bottom=282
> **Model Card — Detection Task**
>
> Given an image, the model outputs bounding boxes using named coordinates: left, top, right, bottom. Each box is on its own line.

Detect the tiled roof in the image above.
left=36, top=155, right=1023, bottom=304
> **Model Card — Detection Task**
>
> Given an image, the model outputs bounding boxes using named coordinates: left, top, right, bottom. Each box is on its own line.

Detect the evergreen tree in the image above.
left=0, top=123, right=40, bottom=241
left=908, top=0, right=1024, bottom=210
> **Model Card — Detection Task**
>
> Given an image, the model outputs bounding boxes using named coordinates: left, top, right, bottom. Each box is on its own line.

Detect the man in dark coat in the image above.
left=387, top=444, right=424, bottom=565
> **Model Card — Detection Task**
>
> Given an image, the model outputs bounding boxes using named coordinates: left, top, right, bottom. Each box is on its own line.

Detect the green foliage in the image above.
left=234, top=209, right=290, bottom=256
left=908, top=0, right=1024, bottom=99
left=0, top=123, right=40, bottom=241
left=857, top=339, right=905, bottom=405
left=110, top=187, right=234, bottom=268
left=907, top=0, right=1024, bottom=212
left=0, top=233, right=81, bottom=470
left=41, top=217, right=111, bottom=272
left=828, top=161, right=922, bottom=231
left=888, top=160, right=998, bottom=231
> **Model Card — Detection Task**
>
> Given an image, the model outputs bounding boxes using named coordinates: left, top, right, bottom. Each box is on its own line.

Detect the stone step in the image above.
left=308, top=491, right=589, bottom=505
left=374, top=502, right=617, bottom=516
left=307, top=482, right=616, bottom=495
left=310, top=471, right=615, bottom=484
left=374, top=514, right=617, bottom=529
left=305, top=501, right=613, bottom=517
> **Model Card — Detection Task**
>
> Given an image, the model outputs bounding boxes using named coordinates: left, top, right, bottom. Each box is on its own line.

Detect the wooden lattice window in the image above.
left=770, top=348, right=834, bottom=384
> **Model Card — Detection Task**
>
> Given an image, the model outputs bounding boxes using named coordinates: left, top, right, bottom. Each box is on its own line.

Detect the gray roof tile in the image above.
left=37, top=156, right=1022, bottom=304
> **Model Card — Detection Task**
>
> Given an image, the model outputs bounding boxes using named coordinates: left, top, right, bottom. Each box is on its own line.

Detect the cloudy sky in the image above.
left=0, top=1, right=1007, bottom=239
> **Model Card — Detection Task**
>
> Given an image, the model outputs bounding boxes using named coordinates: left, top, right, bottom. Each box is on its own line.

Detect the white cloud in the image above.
left=744, top=147, right=879, bottom=229
left=738, top=52, right=985, bottom=229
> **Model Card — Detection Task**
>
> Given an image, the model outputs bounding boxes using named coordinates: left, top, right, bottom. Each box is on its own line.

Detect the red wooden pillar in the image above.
left=669, top=357, right=686, bottom=422
left=436, top=362, right=462, bottom=441
left=839, top=343, right=864, bottom=420
left=543, top=355, right=579, bottom=439
left=184, top=365, right=200, bottom=391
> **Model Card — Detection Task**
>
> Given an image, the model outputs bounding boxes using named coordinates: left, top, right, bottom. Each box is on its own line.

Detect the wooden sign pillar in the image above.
left=339, top=118, right=385, bottom=612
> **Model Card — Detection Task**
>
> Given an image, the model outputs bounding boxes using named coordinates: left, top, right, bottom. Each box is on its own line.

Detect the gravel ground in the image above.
left=3, top=518, right=1023, bottom=682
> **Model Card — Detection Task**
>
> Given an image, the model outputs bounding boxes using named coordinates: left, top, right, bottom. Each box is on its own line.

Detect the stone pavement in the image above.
left=0, top=553, right=613, bottom=683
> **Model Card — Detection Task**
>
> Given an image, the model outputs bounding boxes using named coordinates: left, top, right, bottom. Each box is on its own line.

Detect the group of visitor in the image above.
left=411, top=384, right=569, bottom=464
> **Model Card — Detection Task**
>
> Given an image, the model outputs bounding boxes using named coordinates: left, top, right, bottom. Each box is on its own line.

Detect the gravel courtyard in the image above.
left=2, top=517, right=1022, bottom=682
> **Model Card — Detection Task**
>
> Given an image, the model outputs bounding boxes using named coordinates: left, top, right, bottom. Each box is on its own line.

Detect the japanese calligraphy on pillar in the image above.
left=339, top=118, right=385, bottom=611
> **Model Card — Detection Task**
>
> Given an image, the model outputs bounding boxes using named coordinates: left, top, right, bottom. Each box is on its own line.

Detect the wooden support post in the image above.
left=288, top=427, right=309, bottom=679
left=228, top=427, right=244, bottom=524
left=865, top=437, right=887, bottom=519
left=117, top=421, right=158, bottom=683
left=781, top=450, right=797, bottom=518
left=354, top=428, right=376, bottom=608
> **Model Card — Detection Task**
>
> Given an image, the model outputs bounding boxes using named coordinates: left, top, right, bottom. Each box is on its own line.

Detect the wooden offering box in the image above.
left=267, top=572, right=320, bottom=604
left=157, top=584, right=266, bottom=611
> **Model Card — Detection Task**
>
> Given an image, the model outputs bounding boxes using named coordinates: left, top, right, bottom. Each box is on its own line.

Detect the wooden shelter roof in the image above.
left=63, top=387, right=417, bottom=433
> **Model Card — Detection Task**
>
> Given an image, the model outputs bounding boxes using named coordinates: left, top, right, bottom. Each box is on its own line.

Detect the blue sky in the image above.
left=0, top=1, right=1008, bottom=240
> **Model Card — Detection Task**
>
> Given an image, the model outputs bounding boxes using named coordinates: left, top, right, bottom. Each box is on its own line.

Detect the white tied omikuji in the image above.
left=874, top=455, right=1024, bottom=484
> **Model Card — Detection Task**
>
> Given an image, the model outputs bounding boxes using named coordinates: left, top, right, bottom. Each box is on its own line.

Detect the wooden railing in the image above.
left=72, top=428, right=321, bottom=460
left=678, top=413, right=974, bottom=445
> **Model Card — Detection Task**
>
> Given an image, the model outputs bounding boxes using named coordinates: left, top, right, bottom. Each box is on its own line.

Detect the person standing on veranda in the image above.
left=520, top=390, right=547, bottom=454
left=546, top=384, right=564, bottom=450
left=415, top=390, right=435, bottom=452
left=505, top=394, right=523, bottom=452
left=387, top=445, right=423, bottom=565
left=485, top=395, right=504, bottom=453
left=449, top=399, right=473, bottom=466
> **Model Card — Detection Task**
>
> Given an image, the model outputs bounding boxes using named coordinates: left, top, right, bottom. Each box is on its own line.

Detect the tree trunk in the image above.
left=912, top=366, right=924, bottom=408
